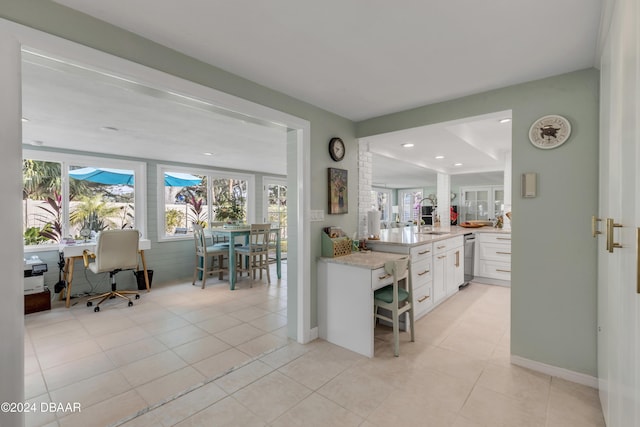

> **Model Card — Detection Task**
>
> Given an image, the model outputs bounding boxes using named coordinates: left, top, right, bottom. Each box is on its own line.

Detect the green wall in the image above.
left=358, top=69, right=600, bottom=376
left=4, top=1, right=599, bottom=376
left=2, top=0, right=357, bottom=334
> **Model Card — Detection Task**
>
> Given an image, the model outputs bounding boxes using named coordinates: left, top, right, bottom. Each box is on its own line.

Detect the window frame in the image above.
left=398, top=188, right=423, bottom=223
left=23, top=149, right=147, bottom=252
left=157, top=164, right=255, bottom=242
left=371, top=187, right=391, bottom=222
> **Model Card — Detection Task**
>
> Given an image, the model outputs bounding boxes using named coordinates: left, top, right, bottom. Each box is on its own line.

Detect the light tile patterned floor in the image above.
left=24, top=274, right=605, bottom=427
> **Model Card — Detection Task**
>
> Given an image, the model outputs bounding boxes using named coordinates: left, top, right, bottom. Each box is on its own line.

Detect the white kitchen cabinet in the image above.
left=460, top=185, right=504, bottom=222
left=433, top=236, right=464, bottom=302
left=433, top=251, right=447, bottom=304
left=475, top=232, right=511, bottom=285
left=447, top=245, right=464, bottom=296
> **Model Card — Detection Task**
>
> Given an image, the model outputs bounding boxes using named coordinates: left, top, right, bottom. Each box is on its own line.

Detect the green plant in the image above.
left=36, top=194, right=63, bottom=243
left=165, top=208, right=185, bottom=233
left=187, top=194, right=207, bottom=227
left=24, top=226, right=47, bottom=245
left=70, top=195, right=120, bottom=231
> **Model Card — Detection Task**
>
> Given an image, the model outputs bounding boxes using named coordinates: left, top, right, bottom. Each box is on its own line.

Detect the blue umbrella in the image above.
left=69, top=167, right=202, bottom=186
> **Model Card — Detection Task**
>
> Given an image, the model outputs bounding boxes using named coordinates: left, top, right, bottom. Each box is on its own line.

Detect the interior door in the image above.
left=597, top=0, right=640, bottom=425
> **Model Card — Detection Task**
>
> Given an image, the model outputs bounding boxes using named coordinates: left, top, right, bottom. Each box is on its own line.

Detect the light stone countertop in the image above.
left=366, top=225, right=511, bottom=248
left=318, top=250, right=406, bottom=270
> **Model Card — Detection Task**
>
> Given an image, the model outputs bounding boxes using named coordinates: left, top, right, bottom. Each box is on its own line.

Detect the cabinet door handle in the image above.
left=455, top=250, right=460, bottom=267
left=418, top=269, right=430, bottom=276
left=418, top=250, right=431, bottom=255
left=606, top=218, right=623, bottom=253
left=496, top=269, right=511, bottom=273
left=437, top=255, right=446, bottom=259
left=496, top=251, right=511, bottom=255
left=418, top=295, right=429, bottom=303
left=437, top=245, right=446, bottom=249
left=378, top=273, right=391, bottom=280
left=592, top=216, right=602, bottom=237
left=496, top=237, right=511, bottom=241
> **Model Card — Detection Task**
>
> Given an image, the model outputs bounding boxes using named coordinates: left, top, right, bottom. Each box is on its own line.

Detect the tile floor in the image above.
left=24, top=270, right=606, bottom=427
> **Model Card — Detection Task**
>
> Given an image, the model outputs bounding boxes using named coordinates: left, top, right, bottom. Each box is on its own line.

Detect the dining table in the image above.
left=207, top=226, right=281, bottom=290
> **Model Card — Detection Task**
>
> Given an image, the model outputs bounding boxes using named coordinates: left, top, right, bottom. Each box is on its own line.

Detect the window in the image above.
left=22, top=150, right=146, bottom=249
left=398, top=188, right=423, bottom=223
left=371, top=188, right=391, bottom=221
left=158, top=165, right=254, bottom=240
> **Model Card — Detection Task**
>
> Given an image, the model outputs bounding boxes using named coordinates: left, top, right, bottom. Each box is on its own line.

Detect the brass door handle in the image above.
left=417, top=269, right=430, bottom=276
left=378, top=273, right=392, bottom=280
left=417, top=295, right=429, bottom=303
left=606, top=218, right=623, bottom=253
left=455, top=250, right=460, bottom=267
left=418, top=250, right=431, bottom=255
left=592, top=216, right=602, bottom=237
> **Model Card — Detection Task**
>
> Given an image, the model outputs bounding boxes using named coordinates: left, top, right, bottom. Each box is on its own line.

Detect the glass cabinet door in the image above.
left=461, top=186, right=502, bottom=221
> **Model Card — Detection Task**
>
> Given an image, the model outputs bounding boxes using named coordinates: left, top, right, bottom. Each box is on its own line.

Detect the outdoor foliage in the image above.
left=165, top=208, right=185, bottom=233
left=70, top=195, right=121, bottom=232
left=212, top=179, right=246, bottom=222
left=37, top=194, right=63, bottom=243
left=186, top=194, right=208, bottom=227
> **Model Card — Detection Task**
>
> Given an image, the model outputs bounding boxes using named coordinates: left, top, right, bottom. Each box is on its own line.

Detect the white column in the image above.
left=436, top=173, right=450, bottom=227
left=358, top=141, right=373, bottom=238
left=0, top=32, right=26, bottom=427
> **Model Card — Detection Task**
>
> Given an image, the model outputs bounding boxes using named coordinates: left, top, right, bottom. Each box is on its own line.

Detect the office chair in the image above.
left=83, top=229, right=141, bottom=312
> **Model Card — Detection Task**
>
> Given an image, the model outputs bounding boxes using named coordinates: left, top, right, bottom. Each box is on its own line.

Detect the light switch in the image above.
left=310, top=210, right=325, bottom=222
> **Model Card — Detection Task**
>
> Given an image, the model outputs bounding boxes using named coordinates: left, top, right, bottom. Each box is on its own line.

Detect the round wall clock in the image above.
left=528, top=115, right=571, bottom=149
left=328, top=137, right=345, bottom=161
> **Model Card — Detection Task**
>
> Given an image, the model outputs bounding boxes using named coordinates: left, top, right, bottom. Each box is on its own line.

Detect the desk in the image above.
left=208, top=227, right=281, bottom=290
left=59, top=239, right=151, bottom=308
left=317, top=251, right=406, bottom=357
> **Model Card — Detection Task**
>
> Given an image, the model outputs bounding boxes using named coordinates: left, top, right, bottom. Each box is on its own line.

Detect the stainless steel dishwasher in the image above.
left=462, top=233, right=475, bottom=287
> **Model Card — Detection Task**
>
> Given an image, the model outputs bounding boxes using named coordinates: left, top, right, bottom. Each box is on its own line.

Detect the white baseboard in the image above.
left=510, top=355, right=598, bottom=389
left=305, top=327, right=319, bottom=343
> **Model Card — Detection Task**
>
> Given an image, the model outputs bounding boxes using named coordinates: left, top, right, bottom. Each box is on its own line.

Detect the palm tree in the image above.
left=70, top=194, right=121, bottom=231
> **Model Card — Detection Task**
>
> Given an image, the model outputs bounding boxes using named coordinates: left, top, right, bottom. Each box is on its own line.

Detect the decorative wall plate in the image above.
left=528, top=115, right=571, bottom=149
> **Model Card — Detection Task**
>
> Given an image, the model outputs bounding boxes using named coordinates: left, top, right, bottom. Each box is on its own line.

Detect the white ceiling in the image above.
left=52, top=0, right=603, bottom=121
left=24, top=1, right=603, bottom=180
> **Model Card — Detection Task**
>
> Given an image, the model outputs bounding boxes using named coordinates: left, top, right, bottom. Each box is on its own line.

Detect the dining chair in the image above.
left=83, top=229, right=141, bottom=312
left=373, top=256, right=414, bottom=356
left=192, top=224, right=228, bottom=288
left=235, top=223, right=271, bottom=286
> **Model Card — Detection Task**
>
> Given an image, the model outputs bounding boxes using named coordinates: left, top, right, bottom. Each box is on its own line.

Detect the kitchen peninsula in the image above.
left=317, top=226, right=511, bottom=358
left=366, top=226, right=512, bottom=318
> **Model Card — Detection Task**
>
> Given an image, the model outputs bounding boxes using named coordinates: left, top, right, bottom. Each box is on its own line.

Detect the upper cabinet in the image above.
left=460, top=185, right=504, bottom=222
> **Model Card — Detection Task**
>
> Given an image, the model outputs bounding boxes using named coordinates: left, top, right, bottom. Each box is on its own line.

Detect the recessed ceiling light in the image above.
left=31, top=140, right=44, bottom=146
left=100, top=126, right=119, bottom=132
left=435, top=155, right=445, bottom=159
left=203, top=152, right=213, bottom=156
left=499, top=118, right=512, bottom=123
left=401, top=143, right=414, bottom=148
left=454, top=162, right=463, bottom=166
left=21, top=117, right=29, bottom=123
